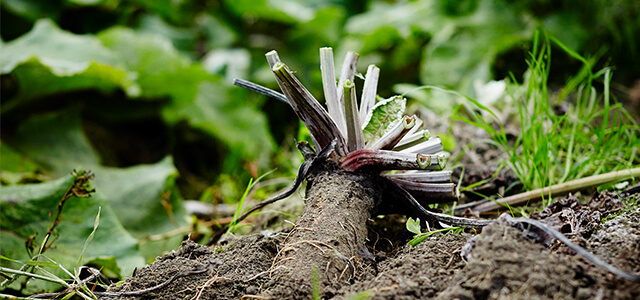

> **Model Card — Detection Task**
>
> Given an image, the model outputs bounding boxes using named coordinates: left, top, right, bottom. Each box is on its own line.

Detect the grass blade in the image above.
left=76, top=207, right=101, bottom=270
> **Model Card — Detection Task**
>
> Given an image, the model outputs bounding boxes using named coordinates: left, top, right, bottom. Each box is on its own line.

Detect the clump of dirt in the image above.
left=530, top=191, right=624, bottom=238
left=337, top=232, right=470, bottom=299
left=439, top=192, right=640, bottom=300
left=105, top=233, right=284, bottom=299
left=104, top=192, right=640, bottom=299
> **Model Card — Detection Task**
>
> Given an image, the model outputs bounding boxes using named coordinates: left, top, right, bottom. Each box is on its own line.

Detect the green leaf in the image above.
left=420, top=1, right=532, bottom=88
left=98, top=26, right=214, bottom=105
left=362, top=96, right=406, bottom=143
left=408, top=227, right=462, bottom=246
left=408, top=234, right=430, bottom=246
left=0, top=19, right=139, bottom=109
left=7, top=109, right=101, bottom=177
left=198, top=13, right=237, bottom=49
left=346, top=1, right=434, bottom=39
left=92, top=157, right=188, bottom=260
left=85, top=256, right=121, bottom=278
left=163, top=82, right=275, bottom=161
left=137, top=14, right=198, bottom=55
left=0, top=18, right=118, bottom=75
left=0, top=174, right=145, bottom=294
left=66, top=0, right=108, bottom=6
left=542, top=13, right=588, bottom=52
left=224, top=0, right=316, bottom=23
left=92, top=158, right=185, bottom=236
left=202, top=48, right=251, bottom=83
left=406, top=217, right=421, bottom=235
left=128, top=0, right=190, bottom=22
left=5, top=108, right=188, bottom=260
left=0, top=142, right=40, bottom=174
left=1, top=0, right=61, bottom=21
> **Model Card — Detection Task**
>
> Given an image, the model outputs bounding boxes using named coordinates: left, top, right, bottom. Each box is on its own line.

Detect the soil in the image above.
left=104, top=189, right=640, bottom=299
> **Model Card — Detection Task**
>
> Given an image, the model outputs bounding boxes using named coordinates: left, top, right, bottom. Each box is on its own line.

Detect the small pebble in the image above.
left=246, top=286, right=258, bottom=295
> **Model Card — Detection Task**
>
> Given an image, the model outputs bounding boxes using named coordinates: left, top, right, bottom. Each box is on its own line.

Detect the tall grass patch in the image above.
left=454, top=32, right=639, bottom=199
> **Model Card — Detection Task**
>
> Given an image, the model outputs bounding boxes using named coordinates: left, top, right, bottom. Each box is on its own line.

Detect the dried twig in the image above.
left=457, top=167, right=640, bottom=214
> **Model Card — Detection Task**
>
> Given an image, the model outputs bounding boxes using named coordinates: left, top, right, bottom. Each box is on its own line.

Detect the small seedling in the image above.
left=405, top=217, right=461, bottom=246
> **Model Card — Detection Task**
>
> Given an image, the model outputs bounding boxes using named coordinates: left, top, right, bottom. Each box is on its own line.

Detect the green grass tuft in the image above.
left=453, top=31, right=640, bottom=203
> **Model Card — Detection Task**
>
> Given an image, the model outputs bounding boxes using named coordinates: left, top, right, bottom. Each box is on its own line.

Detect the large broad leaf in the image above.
left=128, top=0, right=191, bottom=23
left=344, top=1, right=443, bottom=55
left=1, top=0, right=62, bottom=21
left=5, top=109, right=188, bottom=260
left=198, top=13, right=238, bottom=49
left=0, top=142, right=41, bottom=185
left=164, top=82, right=275, bottom=162
left=92, top=158, right=188, bottom=260
left=0, top=173, right=145, bottom=294
left=223, top=0, right=316, bottom=23
left=420, top=1, right=533, bottom=89
left=202, top=48, right=251, bottom=83
left=346, top=1, right=436, bottom=39
left=97, top=26, right=214, bottom=105
left=0, top=19, right=139, bottom=109
left=0, top=142, right=40, bottom=174
left=137, top=14, right=198, bottom=55
left=7, top=109, right=100, bottom=177
left=362, top=96, right=406, bottom=143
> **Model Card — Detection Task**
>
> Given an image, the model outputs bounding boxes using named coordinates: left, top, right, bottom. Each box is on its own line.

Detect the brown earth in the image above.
left=103, top=189, right=640, bottom=299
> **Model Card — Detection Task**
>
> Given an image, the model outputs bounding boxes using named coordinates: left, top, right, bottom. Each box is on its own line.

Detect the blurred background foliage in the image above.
left=1, top=0, right=639, bottom=294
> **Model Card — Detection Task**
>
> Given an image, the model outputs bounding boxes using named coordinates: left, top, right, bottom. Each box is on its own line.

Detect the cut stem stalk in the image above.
left=399, top=136, right=443, bottom=154
left=394, top=130, right=430, bottom=151
left=320, top=47, right=346, bottom=135
left=368, top=115, right=415, bottom=150
left=359, top=64, right=380, bottom=125
left=391, top=179, right=457, bottom=203
left=271, top=60, right=348, bottom=155
left=340, top=149, right=445, bottom=172
left=343, top=79, right=364, bottom=151
left=337, top=51, right=359, bottom=125
left=383, top=170, right=452, bottom=183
